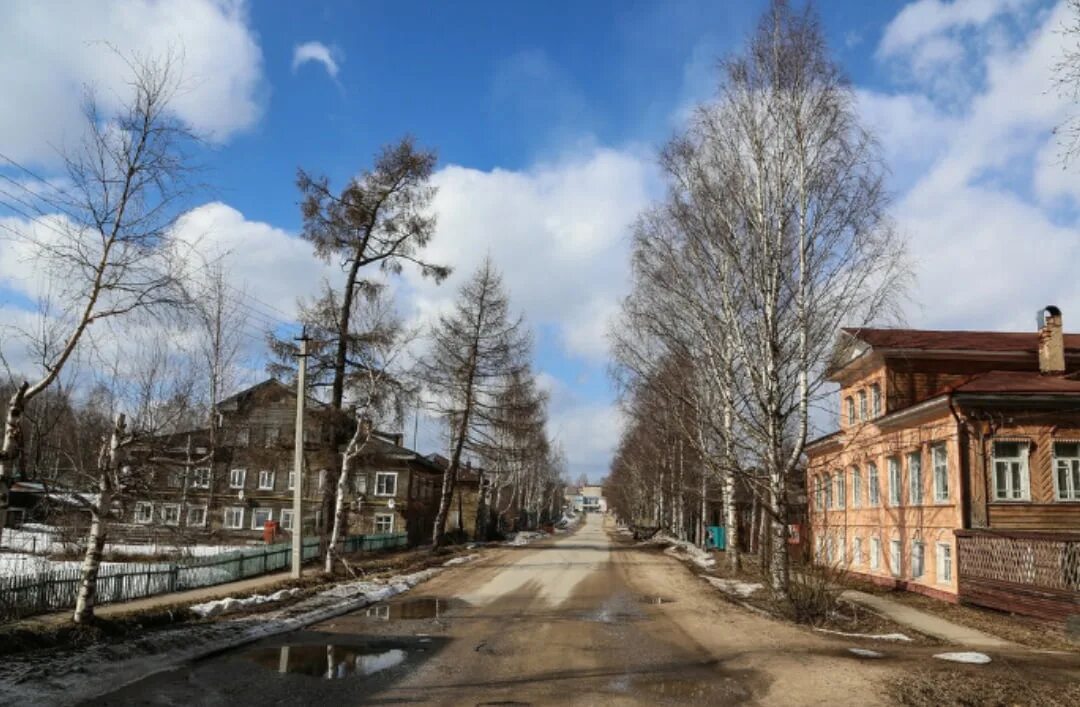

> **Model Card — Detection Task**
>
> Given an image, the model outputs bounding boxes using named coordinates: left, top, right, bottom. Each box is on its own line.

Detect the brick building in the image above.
left=806, top=307, right=1080, bottom=621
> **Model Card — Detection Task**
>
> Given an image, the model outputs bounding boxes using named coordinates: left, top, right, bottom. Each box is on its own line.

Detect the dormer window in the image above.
left=858, top=390, right=868, bottom=421
left=846, top=397, right=855, bottom=425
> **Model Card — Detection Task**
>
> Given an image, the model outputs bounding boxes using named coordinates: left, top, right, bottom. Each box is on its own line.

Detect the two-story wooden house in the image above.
left=130, top=379, right=444, bottom=547
left=806, top=307, right=1080, bottom=621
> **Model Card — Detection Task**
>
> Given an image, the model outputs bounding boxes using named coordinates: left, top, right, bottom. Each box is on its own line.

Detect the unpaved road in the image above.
left=86, top=515, right=1077, bottom=705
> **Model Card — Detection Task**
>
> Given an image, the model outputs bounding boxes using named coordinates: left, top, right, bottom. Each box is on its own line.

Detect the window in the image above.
left=815, top=476, right=825, bottom=511
left=851, top=467, right=862, bottom=508
left=907, top=451, right=923, bottom=506
left=236, top=426, right=250, bottom=447
left=167, top=470, right=184, bottom=488
left=888, top=457, right=901, bottom=506
left=251, top=507, right=273, bottom=530
left=375, top=472, right=398, bottom=497
left=354, top=473, right=368, bottom=495
left=1053, top=442, right=1080, bottom=501
left=280, top=509, right=294, bottom=531
left=815, top=534, right=825, bottom=562
left=993, top=441, right=1030, bottom=501
left=264, top=426, right=279, bottom=448
left=374, top=513, right=394, bottom=533
left=826, top=535, right=836, bottom=564
left=134, top=501, right=153, bottom=524
left=870, top=537, right=881, bottom=570
left=912, top=540, right=925, bottom=579
left=890, top=539, right=902, bottom=577
left=867, top=462, right=880, bottom=506
left=187, top=505, right=207, bottom=527
left=835, top=472, right=845, bottom=509
left=846, top=396, right=855, bottom=425
left=192, top=467, right=211, bottom=489
left=229, top=468, right=246, bottom=489
left=852, top=536, right=863, bottom=565
left=161, top=503, right=181, bottom=526
left=858, top=390, right=868, bottom=421
left=824, top=473, right=834, bottom=509
left=318, top=469, right=327, bottom=491
left=936, top=542, right=952, bottom=584
left=932, top=444, right=949, bottom=502
left=871, top=384, right=882, bottom=417
left=258, top=470, right=275, bottom=490
left=287, top=470, right=297, bottom=491
left=224, top=506, right=244, bottom=529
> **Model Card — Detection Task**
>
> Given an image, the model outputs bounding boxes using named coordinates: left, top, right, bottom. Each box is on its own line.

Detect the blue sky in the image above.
left=3, top=1, right=1080, bottom=481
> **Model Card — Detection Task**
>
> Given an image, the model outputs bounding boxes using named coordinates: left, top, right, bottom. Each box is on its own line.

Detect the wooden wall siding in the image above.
left=956, top=530, right=1080, bottom=622
left=884, top=356, right=1037, bottom=413
left=987, top=504, right=1080, bottom=529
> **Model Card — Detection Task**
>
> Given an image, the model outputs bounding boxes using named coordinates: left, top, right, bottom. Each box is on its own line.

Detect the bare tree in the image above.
left=271, top=137, right=449, bottom=542
left=420, top=258, right=531, bottom=550
left=0, top=51, right=195, bottom=534
left=1054, top=0, right=1080, bottom=164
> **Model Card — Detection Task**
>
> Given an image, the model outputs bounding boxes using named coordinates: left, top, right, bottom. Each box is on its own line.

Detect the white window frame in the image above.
left=815, top=476, right=825, bottom=511
left=318, top=469, right=327, bottom=491
left=192, top=467, right=211, bottom=489
left=835, top=471, right=845, bottom=509
left=354, top=473, right=368, bottom=495
left=912, top=540, right=925, bottom=579
left=161, top=503, right=181, bottom=526
left=888, top=457, right=902, bottom=506
left=936, top=542, right=952, bottom=584
left=870, top=537, right=881, bottom=570
left=871, top=384, right=881, bottom=417
left=992, top=441, right=1031, bottom=501
left=890, top=538, right=902, bottom=577
left=374, top=513, right=394, bottom=533
left=257, top=470, right=275, bottom=491
left=187, top=504, right=207, bottom=527
left=907, top=450, right=923, bottom=506
left=824, top=473, right=834, bottom=509
left=851, top=467, right=861, bottom=508
left=867, top=462, right=879, bottom=506
left=852, top=536, right=863, bottom=565
left=287, top=470, right=297, bottom=491
left=932, top=443, right=949, bottom=502
left=1052, top=441, right=1080, bottom=501
left=134, top=501, right=153, bottom=524
left=280, top=508, right=294, bottom=531
left=846, top=396, right=855, bottom=425
left=229, top=468, right=246, bottom=489
left=374, top=471, right=398, bottom=497
left=223, top=506, right=245, bottom=529
left=251, top=507, right=273, bottom=530
left=858, top=389, right=868, bottom=421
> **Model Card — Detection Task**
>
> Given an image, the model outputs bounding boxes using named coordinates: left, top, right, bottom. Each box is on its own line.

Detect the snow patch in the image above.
left=933, top=651, right=992, bottom=664
left=642, top=533, right=717, bottom=570
left=442, top=554, right=479, bottom=567
left=704, top=576, right=763, bottom=598
left=503, top=531, right=547, bottom=547
left=190, top=588, right=303, bottom=618
left=815, top=628, right=913, bottom=642
left=848, top=648, right=885, bottom=658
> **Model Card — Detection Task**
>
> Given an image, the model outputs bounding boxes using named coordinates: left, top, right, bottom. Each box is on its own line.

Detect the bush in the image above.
left=779, top=561, right=843, bottom=625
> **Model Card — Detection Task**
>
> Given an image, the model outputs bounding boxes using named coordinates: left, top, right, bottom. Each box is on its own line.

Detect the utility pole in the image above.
left=291, top=329, right=310, bottom=579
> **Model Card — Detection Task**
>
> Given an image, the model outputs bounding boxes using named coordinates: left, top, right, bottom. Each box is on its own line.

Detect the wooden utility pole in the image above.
left=291, top=330, right=309, bottom=579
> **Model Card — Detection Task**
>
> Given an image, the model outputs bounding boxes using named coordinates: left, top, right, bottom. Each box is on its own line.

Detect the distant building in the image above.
left=578, top=484, right=607, bottom=513
left=806, top=307, right=1080, bottom=621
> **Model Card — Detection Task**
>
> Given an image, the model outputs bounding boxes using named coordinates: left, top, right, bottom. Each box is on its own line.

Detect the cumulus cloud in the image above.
left=0, top=0, right=264, bottom=165
left=292, top=41, right=342, bottom=78
left=866, top=1, right=1080, bottom=331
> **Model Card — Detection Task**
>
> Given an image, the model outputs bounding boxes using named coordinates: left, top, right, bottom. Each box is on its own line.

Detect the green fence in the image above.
left=0, top=532, right=408, bottom=622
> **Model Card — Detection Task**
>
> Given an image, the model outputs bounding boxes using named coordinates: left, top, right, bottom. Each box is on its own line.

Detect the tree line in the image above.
left=606, top=0, right=908, bottom=596
left=0, top=50, right=564, bottom=622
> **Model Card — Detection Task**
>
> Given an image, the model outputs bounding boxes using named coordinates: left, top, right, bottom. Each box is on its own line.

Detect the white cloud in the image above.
left=292, top=41, right=342, bottom=79
left=0, top=0, right=264, bottom=165
left=879, top=0, right=1032, bottom=57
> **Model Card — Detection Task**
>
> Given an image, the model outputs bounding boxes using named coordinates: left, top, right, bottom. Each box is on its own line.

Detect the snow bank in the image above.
left=642, top=533, right=717, bottom=570
left=704, top=576, right=763, bottom=598
left=190, top=588, right=303, bottom=618
left=0, top=566, right=448, bottom=706
left=815, top=628, right=913, bottom=642
left=933, top=651, right=992, bottom=664
left=503, top=531, right=547, bottom=547
left=442, top=554, right=479, bottom=567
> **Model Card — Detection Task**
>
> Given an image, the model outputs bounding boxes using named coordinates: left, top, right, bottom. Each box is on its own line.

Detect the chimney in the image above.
left=1038, top=305, right=1065, bottom=375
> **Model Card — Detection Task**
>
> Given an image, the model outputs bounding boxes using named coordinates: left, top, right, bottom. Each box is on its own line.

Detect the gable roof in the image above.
left=841, top=327, right=1080, bottom=355
left=948, top=370, right=1080, bottom=395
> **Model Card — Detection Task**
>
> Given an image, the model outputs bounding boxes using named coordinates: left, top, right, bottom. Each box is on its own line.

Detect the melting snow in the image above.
left=190, top=588, right=303, bottom=618
left=815, top=628, right=913, bottom=642
left=934, top=651, right=992, bottom=664
left=442, top=554, right=479, bottom=567
left=848, top=648, right=885, bottom=658
left=704, top=576, right=763, bottom=597
left=644, top=533, right=717, bottom=569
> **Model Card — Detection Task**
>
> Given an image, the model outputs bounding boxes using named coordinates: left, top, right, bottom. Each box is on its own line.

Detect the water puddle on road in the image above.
left=637, top=595, right=676, bottom=605
left=362, top=597, right=460, bottom=620
left=243, top=643, right=409, bottom=679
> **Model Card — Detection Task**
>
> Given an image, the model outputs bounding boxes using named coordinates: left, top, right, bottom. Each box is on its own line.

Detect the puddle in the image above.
left=639, top=678, right=717, bottom=700
left=637, top=595, right=676, bottom=605
left=363, top=597, right=457, bottom=620
left=243, top=643, right=408, bottom=679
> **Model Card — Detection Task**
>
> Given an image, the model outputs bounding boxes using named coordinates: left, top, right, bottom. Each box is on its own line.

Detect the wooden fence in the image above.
left=0, top=532, right=408, bottom=622
left=956, top=529, right=1080, bottom=622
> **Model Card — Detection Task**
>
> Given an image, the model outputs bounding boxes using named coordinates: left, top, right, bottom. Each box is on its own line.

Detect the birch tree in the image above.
left=420, top=259, right=530, bottom=549
left=0, top=51, right=194, bottom=535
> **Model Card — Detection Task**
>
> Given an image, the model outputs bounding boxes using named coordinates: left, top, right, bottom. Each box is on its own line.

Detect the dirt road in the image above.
left=88, top=515, right=1067, bottom=706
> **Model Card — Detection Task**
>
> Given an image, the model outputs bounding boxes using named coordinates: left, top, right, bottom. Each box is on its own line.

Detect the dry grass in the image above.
left=891, top=669, right=1080, bottom=707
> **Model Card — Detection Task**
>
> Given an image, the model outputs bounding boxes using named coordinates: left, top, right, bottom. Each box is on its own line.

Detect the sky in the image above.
left=2, top=0, right=1080, bottom=482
